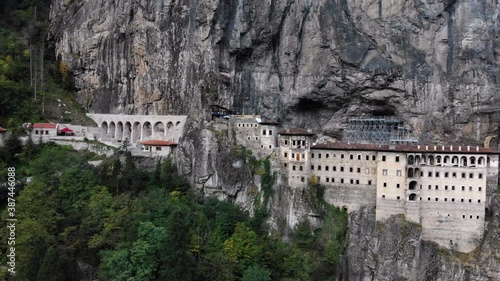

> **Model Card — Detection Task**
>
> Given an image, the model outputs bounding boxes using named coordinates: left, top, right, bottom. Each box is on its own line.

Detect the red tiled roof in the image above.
left=59, top=127, right=74, bottom=132
left=0, top=127, right=7, bottom=132
left=278, top=128, right=315, bottom=136
left=141, top=140, right=178, bottom=146
left=311, top=142, right=500, bottom=154
left=33, top=123, right=58, bottom=129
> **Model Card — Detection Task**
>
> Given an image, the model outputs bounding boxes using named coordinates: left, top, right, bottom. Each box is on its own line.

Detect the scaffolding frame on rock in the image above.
left=344, top=117, right=418, bottom=145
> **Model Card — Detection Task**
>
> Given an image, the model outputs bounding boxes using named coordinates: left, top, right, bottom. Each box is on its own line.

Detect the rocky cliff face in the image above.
left=49, top=0, right=500, bottom=280
left=49, top=0, right=500, bottom=143
left=347, top=192, right=500, bottom=281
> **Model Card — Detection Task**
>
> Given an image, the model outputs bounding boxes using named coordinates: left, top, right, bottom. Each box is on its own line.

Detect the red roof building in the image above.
left=33, top=123, right=58, bottom=129
left=59, top=127, right=74, bottom=133
left=141, top=140, right=178, bottom=146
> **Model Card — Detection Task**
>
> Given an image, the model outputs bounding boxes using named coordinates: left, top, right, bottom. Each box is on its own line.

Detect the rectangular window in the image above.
left=452, top=198, right=455, bottom=202
left=445, top=185, right=448, bottom=190
left=46, top=130, right=49, bottom=134
left=35, top=130, right=39, bottom=134
left=428, top=172, right=432, bottom=177
left=326, top=177, right=330, bottom=183
left=319, top=154, right=322, bottom=159
left=461, top=199, right=464, bottom=202
left=350, top=179, right=354, bottom=184
left=291, top=153, right=295, bottom=158
left=368, top=180, right=372, bottom=185
left=479, top=187, right=482, bottom=191
left=445, top=198, right=447, bottom=202
left=325, top=166, right=329, bottom=171
left=356, top=180, right=359, bottom=184
left=396, top=170, right=401, bottom=176
left=428, top=185, right=431, bottom=189
left=350, top=155, right=353, bottom=160
left=395, top=156, right=400, bottom=162
left=469, top=186, right=472, bottom=191
left=396, top=184, right=400, bottom=188
left=269, top=130, right=273, bottom=135
left=357, top=168, right=361, bottom=173
left=452, top=172, right=457, bottom=178
left=318, top=166, right=322, bottom=171
left=478, top=199, right=481, bottom=203
left=326, top=154, right=329, bottom=158
left=284, top=140, right=288, bottom=145
left=435, top=185, right=439, bottom=190
left=372, top=155, right=376, bottom=161
left=301, top=177, right=305, bottom=182
left=358, top=155, right=361, bottom=160
left=332, top=178, right=335, bottom=183
left=436, top=172, right=440, bottom=177
left=292, top=140, right=296, bottom=146
left=349, top=167, right=353, bottom=172
left=333, top=166, right=337, bottom=171
left=383, top=182, right=387, bottom=187
left=262, top=130, right=267, bottom=135
left=341, top=154, right=344, bottom=159
left=284, top=163, right=288, bottom=168
left=302, top=140, right=305, bottom=146
left=445, top=172, right=449, bottom=178
left=382, top=169, right=388, bottom=176
left=311, top=153, right=314, bottom=158
left=366, top=155, right=369, bottom=160
left=382, top=155, right=386, bottom=161
left=452, top=186, right=455, bottom=190
left=341, top=179, right=344, bottom=183
left=462, top=173, right=466, bottom=178
left=462, top=186, right=465, bottom=191
left=340, top=167, right=344, bottom=172
left=311, top=165, right=314, bottom=170
left=292, top=166, right=296, bottom=171
left=469, top=173, right=473, bottom=179
left=479, top=173, right=483, bottom=179
left=156, top=147, right=161, bottom=151
left=40, top=131, right=44, bottom=135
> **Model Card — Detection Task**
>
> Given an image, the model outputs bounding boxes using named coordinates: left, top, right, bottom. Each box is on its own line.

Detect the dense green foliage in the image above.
left=0, top=142, right=347, bottom=280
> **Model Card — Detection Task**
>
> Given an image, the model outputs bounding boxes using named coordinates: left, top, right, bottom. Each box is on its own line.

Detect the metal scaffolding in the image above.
left=344, top=117, right=418, bottom=145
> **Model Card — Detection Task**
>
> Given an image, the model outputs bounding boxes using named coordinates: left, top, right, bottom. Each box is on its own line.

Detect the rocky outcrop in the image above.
left=346, top=192, right=500, bottom=281
left=49, top=0, right=500, bottom=144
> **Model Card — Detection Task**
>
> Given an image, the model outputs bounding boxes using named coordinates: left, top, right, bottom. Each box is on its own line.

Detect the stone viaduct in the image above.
left=86, top=114, right=187, bottom=145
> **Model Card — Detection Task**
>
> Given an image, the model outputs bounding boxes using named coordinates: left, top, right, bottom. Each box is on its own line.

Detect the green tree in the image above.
left=242, top=265, right=271, bottom=281
left=223, top=223, right=263, bottom=271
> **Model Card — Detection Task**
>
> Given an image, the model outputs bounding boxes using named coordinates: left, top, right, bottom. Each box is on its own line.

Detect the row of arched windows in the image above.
left=407, top=154, right=490, bottom=167
left=101, top=120, right=181, bottom=141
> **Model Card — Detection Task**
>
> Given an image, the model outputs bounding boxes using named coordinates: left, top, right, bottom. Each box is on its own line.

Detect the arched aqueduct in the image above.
left=87, top=114, right=187, bottom=145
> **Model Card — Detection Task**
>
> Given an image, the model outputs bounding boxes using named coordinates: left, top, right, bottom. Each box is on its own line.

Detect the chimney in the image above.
left=459, top=146, right=462, bottom=151
left=434, top=145, right=437, bottom=150
left=425, top=145, right=428, bottom=150
left=467, top=145, right=470, bottom=151
left=476, top=146, right=479, bottom=152
left=450, top=145, right=453, bottom=151
left=442, top=145, right=445, bottom=150
left=418, top=145, right=421, bottom=149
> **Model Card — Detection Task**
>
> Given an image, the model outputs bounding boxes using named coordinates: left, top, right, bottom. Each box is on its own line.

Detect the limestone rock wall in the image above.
left=49, top=0, right=500, bottom=143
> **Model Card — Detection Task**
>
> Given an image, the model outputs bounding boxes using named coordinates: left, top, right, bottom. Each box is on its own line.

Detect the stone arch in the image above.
left=109, top=122, right=116, bottom=138
left=101, top=121, right=108, bottom=135
left=124, top=122, right=132, bottom=142
left=167, top=121, right=173, bottom=129
left=428, top=155, right=434, bottom=165
left=415, top=168, right=421, bottom=178
left=436, top=155, right=442, bottom=165
left=444, top=156, right=450, bottom=165
left=461, top=156, right=467, bottom=167
left=408, top=155, right=414, bottom=165
left=470, top=156, right=476, bottom=166
left=154, top=121, right=165, bottom=138
left=421, top=155, right=427, bottom=165
left=408, top=167, right=414, bottom=178
left=142, top=122, right=152, bottom=139
left=409, top=181, right=417, bottom=190
left=409, top=193, right=417, bottom=201
left=415, top=155, right=421, bottom=165
left=132, top=122, right=141, bottom=143
left=478, top=157, right=485, bottom=166
left=484, top=135, right=498, bottom=149
left=452, top=156, right=459, bottom=166
left=117, top=121, right=124, bottom=140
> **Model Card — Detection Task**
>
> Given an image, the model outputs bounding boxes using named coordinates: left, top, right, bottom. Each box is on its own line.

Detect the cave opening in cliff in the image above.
left=294, top=98, right=324, bottom=112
